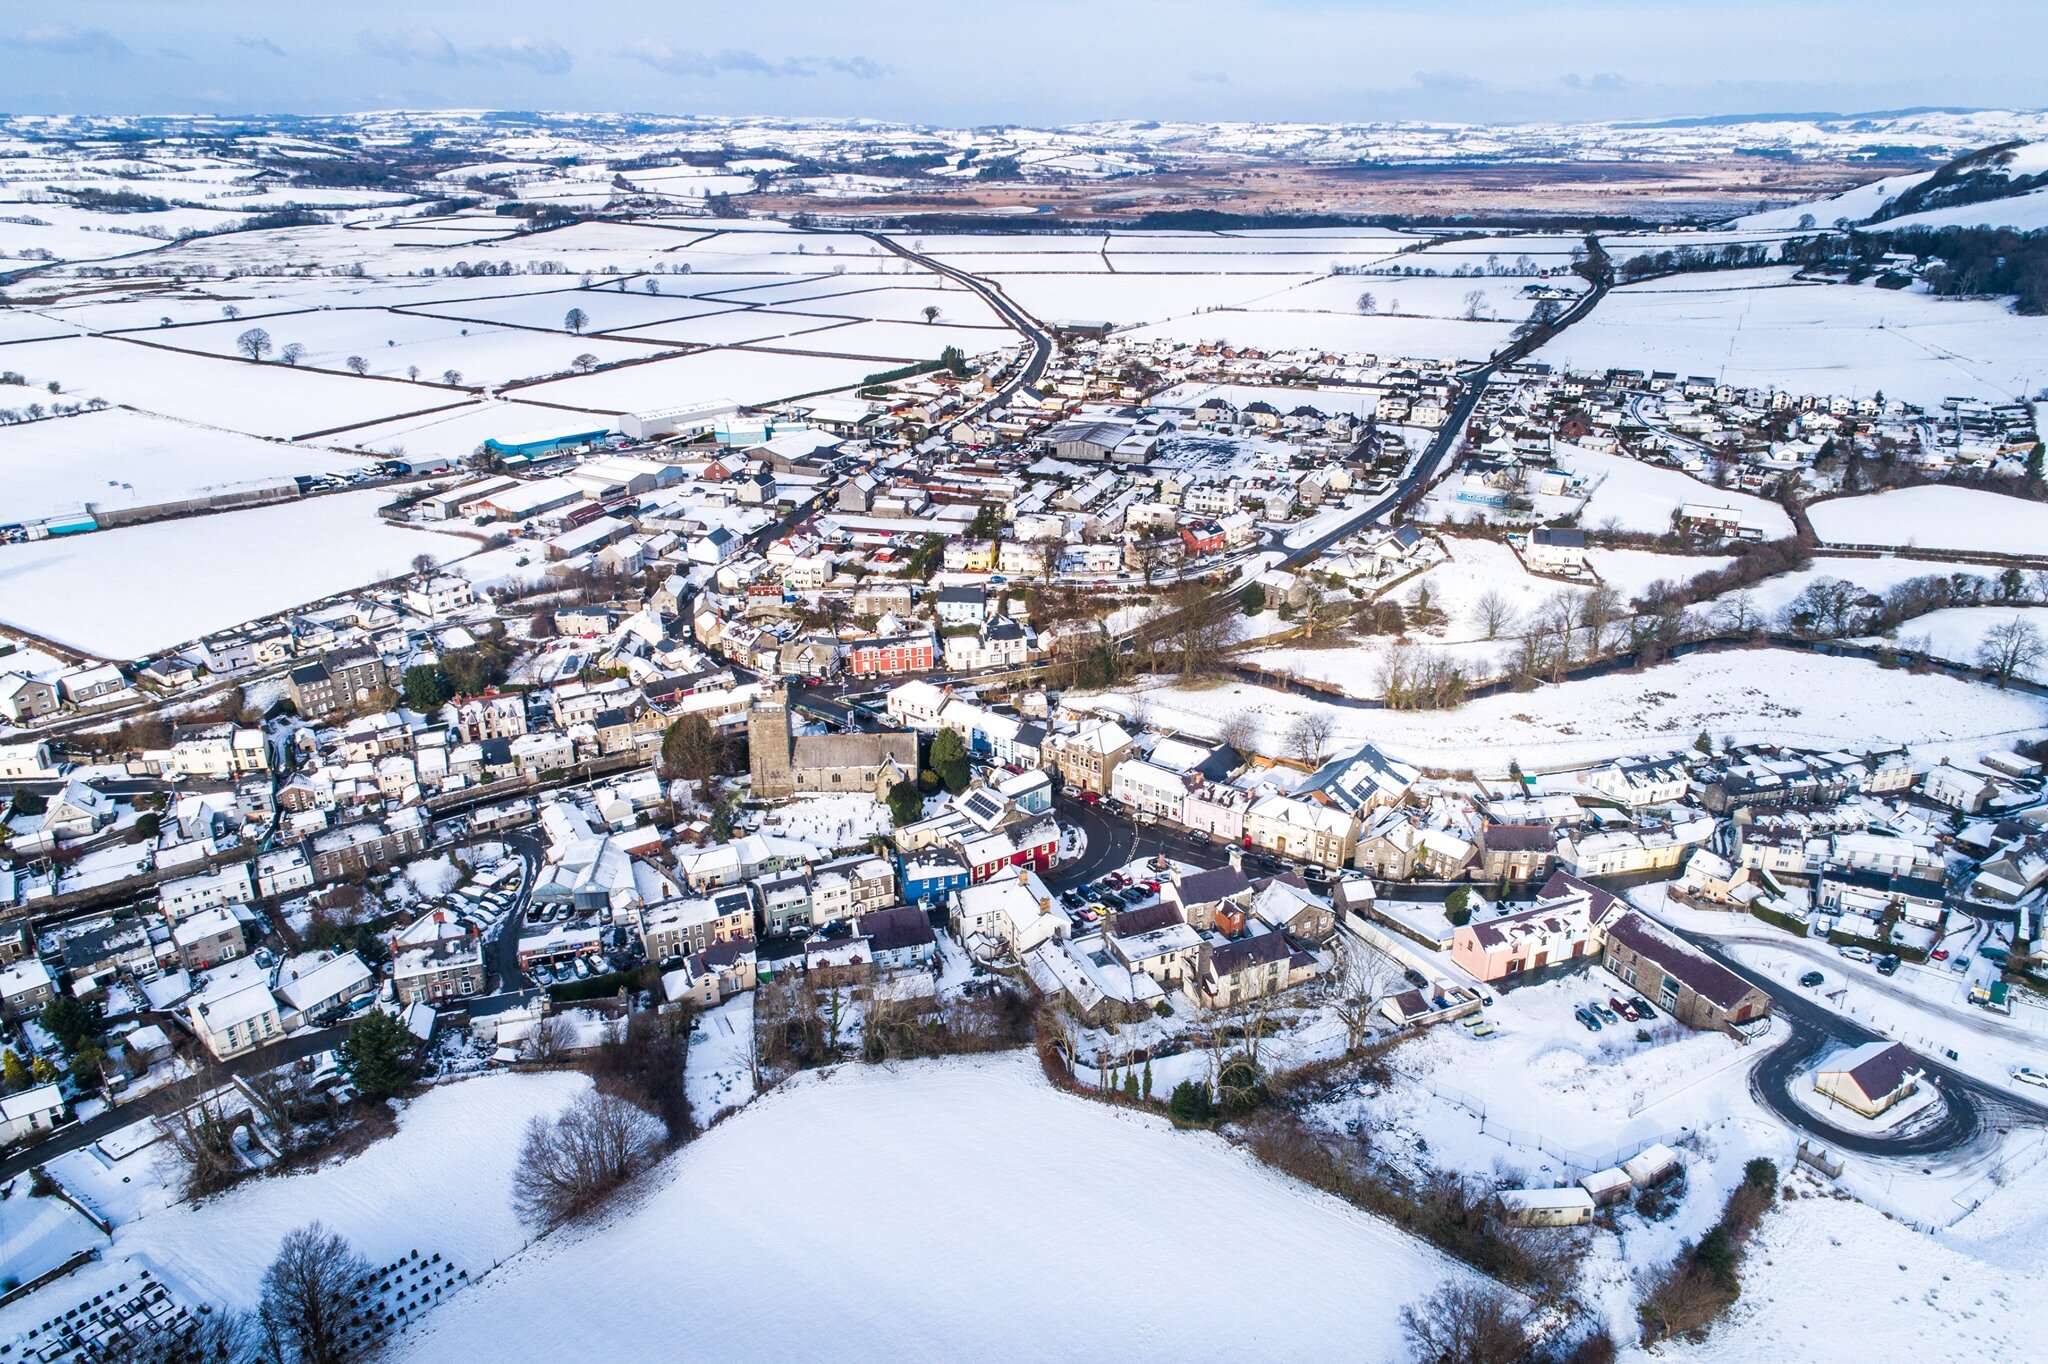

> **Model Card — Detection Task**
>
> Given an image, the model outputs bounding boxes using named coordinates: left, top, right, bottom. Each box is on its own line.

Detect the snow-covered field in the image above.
left=1870, top=605, right=2048, bottom=679
left=0, top=1071, right=587, bottom=1340
left=1127, top=310, right=1515, bottom=362
left=1535, top=268, right=2048, bottom=407
left=0, top=407, right=374, bottom=524
left=395, top=1055, right=1470, bottom=1362
left=1100, top=647, right=2048, bottom=771
left=1558, top=446, right=1795, bottom=539
left=0, top=490, right=480, bottom=657
left=1808, top=486, right=2048, bottom=556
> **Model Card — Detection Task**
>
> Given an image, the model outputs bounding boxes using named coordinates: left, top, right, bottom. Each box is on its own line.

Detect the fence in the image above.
left=1423, top=1077, right=1684, bottom=1175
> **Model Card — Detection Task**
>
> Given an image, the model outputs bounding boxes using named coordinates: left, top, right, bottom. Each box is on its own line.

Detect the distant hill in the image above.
left=1736, top=140, right=2048, bottom=233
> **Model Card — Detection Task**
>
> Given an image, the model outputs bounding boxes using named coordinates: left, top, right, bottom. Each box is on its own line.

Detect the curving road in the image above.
left=861, top=231, right=1056, bottom=423
left=1665, top=926, right=2046, bottom=1157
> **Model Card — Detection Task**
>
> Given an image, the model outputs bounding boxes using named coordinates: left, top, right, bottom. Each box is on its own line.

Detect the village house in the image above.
left=1600, top=911, right=1772, bottom=1036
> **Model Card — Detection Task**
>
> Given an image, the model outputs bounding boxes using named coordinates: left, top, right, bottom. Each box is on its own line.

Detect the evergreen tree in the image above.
left=401, top=664, right=452, bottom=712
left=1142, top=1059, right=1154, bottom=1102
left=339, top=1010, right=421, bottom=1101
left=40, top=994, right=102, bottom=1055
left=887, top=779, right=924, bottom=828
left=929, top=729, right=971, bottom=793
left=1, top=1049, right=28, bottom=1090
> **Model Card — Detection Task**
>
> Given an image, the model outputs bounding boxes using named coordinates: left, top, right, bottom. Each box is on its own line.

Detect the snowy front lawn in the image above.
left=394, top=1054, right=1476, bottom=1362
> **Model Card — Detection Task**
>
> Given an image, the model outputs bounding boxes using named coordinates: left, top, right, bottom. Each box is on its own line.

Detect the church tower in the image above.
left=748, top=691, right=795, bottom=800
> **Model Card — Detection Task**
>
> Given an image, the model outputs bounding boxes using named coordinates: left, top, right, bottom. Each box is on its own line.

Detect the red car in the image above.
left=1931, top=948, right=1950, bottom=961
left=1077, top=790, right=1101, bottom=805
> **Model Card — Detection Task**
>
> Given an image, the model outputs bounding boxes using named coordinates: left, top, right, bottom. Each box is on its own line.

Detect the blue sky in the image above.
left=2, top=1, right=2042, bottom=124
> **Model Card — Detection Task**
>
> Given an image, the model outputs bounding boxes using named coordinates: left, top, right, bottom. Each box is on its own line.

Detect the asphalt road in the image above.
left=1666, top=927, right=2047, bottom=1157
left=864, top=232, right=1055, bottom=420
left=0, top=1023, right=350, bottom=1181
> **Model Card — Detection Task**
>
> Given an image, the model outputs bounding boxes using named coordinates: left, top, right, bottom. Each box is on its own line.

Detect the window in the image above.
left=1659, top=978, right=1680, bottom=1009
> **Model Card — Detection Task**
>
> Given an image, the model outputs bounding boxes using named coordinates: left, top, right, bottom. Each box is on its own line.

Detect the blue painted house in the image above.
left=898, top=849, right=971, bottom=908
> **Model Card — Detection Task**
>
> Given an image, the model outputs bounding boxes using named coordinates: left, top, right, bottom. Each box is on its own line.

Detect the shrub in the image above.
left=1168, top=1079, right=1215, bottom=1124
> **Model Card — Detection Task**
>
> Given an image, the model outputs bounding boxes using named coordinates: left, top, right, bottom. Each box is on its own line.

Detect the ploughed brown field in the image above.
left=754, top=155, right=1922, bottom=223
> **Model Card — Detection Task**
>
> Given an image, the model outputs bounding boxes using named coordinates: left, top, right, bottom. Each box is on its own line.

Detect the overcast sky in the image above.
left=4, top=1, right=2043, bottom=125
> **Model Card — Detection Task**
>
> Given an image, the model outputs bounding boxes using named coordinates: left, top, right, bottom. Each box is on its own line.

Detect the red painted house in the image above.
left=849, top=629, right=936, bottom=677
left=1179, top=520, right=1226, bottom=556
left=960, top=816, right=1059, bottom=882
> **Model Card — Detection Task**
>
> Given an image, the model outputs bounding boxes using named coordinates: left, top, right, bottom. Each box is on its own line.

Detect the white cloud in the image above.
left=6, top=24, right=129, bottom=59
left=358, top=28, right=570, bottom=74
left=624, top=40, right=888, bottom=80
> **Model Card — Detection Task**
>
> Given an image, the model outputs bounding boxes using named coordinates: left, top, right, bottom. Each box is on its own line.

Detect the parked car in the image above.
left=1574, top=1006, right=1603, bottom=1032
left=1837, top=945, right=1873, bottom=963
left=1402, top=968, right=1428, bottom=989
left=2013, top=1066, right=2048, bottom=1089
left=1631, top=997, right=1656, bottom=1019
left=1876, top=954, right=1902, bottom=976
left=1594, top=1002, right=1620, bottom=1024
left=1799, top=970, right=1825, bottom=988
left=1931, top=948, right=1950, bottom=961
left=1077, top=791, right=1101, bottom=805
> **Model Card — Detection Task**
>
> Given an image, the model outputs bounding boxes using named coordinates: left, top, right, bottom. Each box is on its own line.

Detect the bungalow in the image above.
left=1814, top=1040, right=1925, bottom=1118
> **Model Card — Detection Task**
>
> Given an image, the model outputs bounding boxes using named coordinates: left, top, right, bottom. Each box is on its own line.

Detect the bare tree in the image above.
left=921, top=304, right=941, bottom=323
left=1978, top=617, right=2044, bottom=687
left=344, top=355, right=369, bottom=376
left=95, top=1305, right=259, bottom=1363
left=564, top=307, right=589, bottom=334
left=222, top=304, right=241, bottom=320
left=1287, top=709, right=1336, bottom=766
left=1400, top=1280, right=1533, bottom=1364
left=512, top=1090, right=665, bottom=1229
left=1216, top=710, right=1260, bottom=759
left=644, top=278, right=661, bottom=295
left=1471, top=589, right=1515, bottom=640
left=406, top=365, right=421, bottom=382
left=441, top=369, right=463, bottom=386
left=572, top=352, right=600, bottom=373
left=1713, top=588, right=1762, bottom=637
left=1543, top=588, right=1587, bottom=678
left=258, top=1222, right=371, bottom=1364
left=519, top=1012, right=577, bottom=1064
left=235, top=327, right=273, bottom=362
left=1326, top=933, right=1399, bottom=1054
left=278, top=342, right=307, bottom=367
left=1357, top=291, right=1377, bottom=314
left=1461, top=289, right=1489, bottom=321
left=409, top=552, right=438, bottom=579
left=1581, top=582, right=1624, bottom=657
